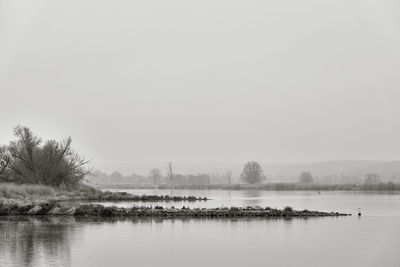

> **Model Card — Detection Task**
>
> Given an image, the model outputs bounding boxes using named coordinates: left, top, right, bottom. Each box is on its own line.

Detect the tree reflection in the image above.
left=0, top=217, right=77, bottom=267
left=242, top=190, right=264, bottom=206
left=0, top=215, right=317, bottom=266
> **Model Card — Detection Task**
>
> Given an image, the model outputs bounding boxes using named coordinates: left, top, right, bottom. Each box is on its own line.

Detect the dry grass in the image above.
left=0, top=183, right=206, bottom=203
left=0, top=183, right=56, bottom=200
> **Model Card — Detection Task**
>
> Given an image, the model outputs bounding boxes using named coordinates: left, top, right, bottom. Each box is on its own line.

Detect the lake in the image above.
left=1, top=190, right=400, bottom=267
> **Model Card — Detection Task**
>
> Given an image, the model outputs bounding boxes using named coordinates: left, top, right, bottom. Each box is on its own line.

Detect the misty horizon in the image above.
left=93, top=159, right=400, bottom=176
left=1, top=1, right=400, bottom=165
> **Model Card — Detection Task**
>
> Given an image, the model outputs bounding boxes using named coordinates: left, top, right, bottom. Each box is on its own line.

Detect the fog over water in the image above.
left=1, top=0, right=400, bottom=166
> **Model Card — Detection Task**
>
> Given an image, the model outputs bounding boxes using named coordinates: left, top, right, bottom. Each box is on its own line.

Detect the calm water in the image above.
left=1, top=190, right=400, bottom=267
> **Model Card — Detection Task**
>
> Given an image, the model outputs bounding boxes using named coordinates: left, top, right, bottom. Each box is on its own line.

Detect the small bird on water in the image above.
left=357, top=208, right=362, bottom=216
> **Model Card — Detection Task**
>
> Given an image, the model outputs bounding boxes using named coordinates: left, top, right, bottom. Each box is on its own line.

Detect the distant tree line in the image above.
left=87, top=170, right=214, bottom=186
left=0, top=126, right=90, bottom=188
left=88, top=160, right=400, bottom=189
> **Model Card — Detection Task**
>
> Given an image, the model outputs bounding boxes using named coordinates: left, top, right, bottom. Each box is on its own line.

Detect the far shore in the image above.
left=97, top=182, right=400, bottom=191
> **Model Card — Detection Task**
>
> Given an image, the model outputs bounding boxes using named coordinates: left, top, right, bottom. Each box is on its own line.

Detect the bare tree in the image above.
left=167, top=162, right=173, bottom=186
left=226, top=170, right=232, bottom=185
left=0, top=146, right=12, bottom=181
left=0, top=126, right=91, bottom=188
left=149, top=168, right=162, bottom=184
left=240, top=161, right=265, bottom=184
left=0, top=158, right=9, bottom=176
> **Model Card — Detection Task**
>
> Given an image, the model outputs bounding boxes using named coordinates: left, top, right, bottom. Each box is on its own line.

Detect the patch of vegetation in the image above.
left=0, top=183, right=56, bottom=200
left=0, top=183, right=207, bottom=203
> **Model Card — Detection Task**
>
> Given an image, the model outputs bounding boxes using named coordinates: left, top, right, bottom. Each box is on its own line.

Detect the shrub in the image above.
left=283, top=206, right=293, bottom=212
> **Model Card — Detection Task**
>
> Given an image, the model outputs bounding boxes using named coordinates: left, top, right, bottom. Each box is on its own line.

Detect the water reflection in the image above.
left=0, top=212, right=315, bottom=267
left=0, top=217, right=77, bottom=267
left=0, top=214, right=316, bottom=267
left=241, top=190, right=264, bottom=206
left=2, top=190, right=400, bottom=267
left=0, top=215, right=317, bottom=225
left=0, top=213, right=398, bottom=267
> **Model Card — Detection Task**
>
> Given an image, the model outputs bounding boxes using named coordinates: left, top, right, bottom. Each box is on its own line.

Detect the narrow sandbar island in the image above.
left=0, top=200, right=351, bottom=218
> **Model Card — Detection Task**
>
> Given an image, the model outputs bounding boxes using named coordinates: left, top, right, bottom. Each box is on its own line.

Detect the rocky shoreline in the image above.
left=0, top=200, right=351, bottom=218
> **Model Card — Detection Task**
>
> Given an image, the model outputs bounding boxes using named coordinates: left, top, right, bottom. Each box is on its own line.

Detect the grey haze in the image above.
left=1, top=0, right=400, bottom=169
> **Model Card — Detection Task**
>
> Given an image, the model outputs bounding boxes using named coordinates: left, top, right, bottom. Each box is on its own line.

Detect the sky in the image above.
left=1, top=0, right=400, bottom=169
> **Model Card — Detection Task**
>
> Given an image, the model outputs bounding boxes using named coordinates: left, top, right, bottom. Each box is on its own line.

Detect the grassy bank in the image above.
left=0, top=183, right=57, bottom=200
left=0, top=183, right=207, bottom=202
left=100, top=182, right=400, bottom=191
left=0, top=199, right=351, bottom=218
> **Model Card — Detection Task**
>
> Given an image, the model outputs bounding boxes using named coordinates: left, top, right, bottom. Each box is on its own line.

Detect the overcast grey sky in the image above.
left=1, top=0, right=400, bottom=166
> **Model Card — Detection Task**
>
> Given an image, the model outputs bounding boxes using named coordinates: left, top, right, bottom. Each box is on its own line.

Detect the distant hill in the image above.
left=262, top=160, right=383, bottom=176
left=354, top=161, right=400, bottom=176
left=261, top=160, right=400, bottom=182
